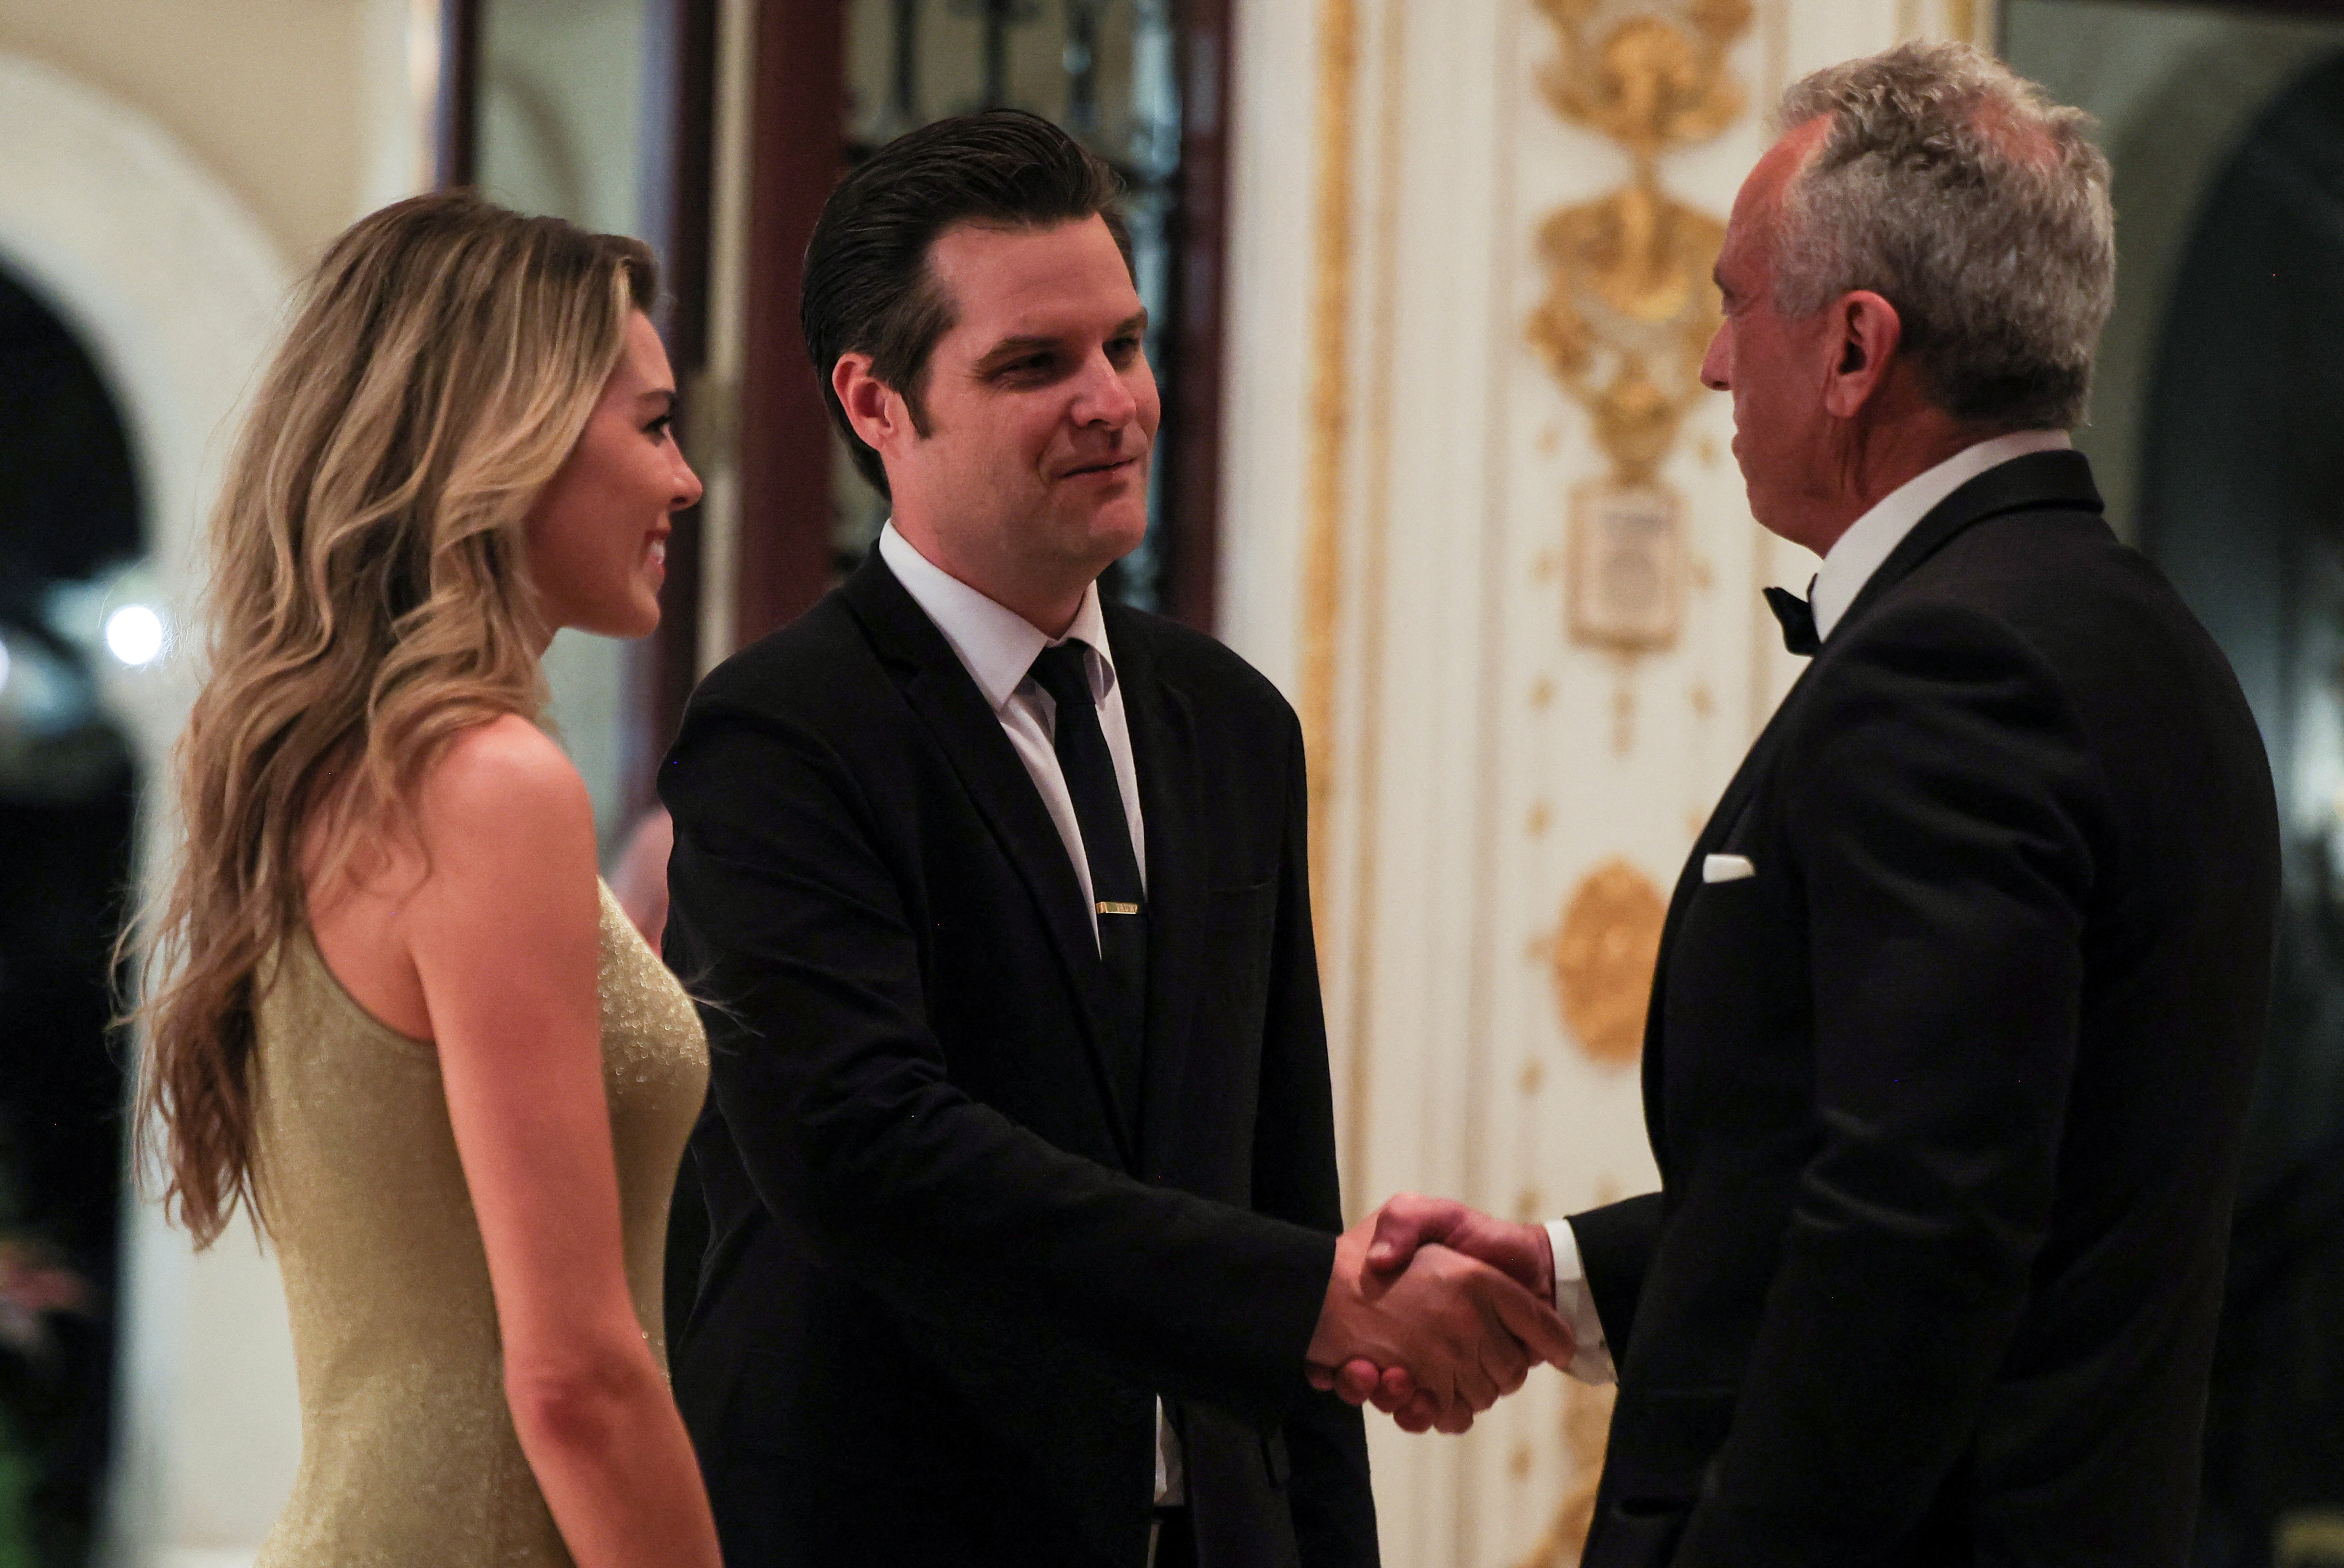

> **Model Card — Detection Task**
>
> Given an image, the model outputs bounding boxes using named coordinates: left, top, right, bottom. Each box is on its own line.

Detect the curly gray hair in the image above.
left=1773, top=40, right=2115, bottom=430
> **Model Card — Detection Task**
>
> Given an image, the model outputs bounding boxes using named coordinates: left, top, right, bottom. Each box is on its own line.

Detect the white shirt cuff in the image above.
left=1546, top=1219, right=1617, bottom=1385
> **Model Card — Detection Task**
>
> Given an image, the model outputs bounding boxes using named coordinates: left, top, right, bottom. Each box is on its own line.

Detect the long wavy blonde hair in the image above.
left=129, top=192, right=657, bottom=1246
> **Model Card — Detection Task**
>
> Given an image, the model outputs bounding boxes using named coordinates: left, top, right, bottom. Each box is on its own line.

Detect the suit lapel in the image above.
left=841, top=556, right=1141, bottom=1172
left=1107, top=611, right=1206, bottom=1176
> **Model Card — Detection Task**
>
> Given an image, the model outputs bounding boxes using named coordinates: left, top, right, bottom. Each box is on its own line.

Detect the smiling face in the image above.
left=523, top=310, right=702, bottom=640
left=1701, top=118, right=1840, bottom=548
left=840, top=214, right=1157, bottom=632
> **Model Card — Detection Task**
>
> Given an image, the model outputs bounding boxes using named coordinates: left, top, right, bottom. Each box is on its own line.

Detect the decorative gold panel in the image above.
left=1531, top=191, right=1722, bottom=488
left=1567, top=478, right=1686, bottom=651
left=1527, top=0, right=1750, bottom=656
left=1301, top=0, right=1360, bottom=910
left=1541, top=858, right=1666, bottom=1066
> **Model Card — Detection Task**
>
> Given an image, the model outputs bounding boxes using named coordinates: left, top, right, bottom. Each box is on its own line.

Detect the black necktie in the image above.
left=1028, top=640, right=1148, bottom=1130
left=1764, top=584, right=1821, bottom=656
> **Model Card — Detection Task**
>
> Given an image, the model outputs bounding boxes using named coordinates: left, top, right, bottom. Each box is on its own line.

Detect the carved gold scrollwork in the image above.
left=1531, top=194, right=1722, bottom=487
left=1522, top=860, right=1663, bottom=1568
left=1537, top=0, right=1751, bottom=161
left=1528, top=0, right=1750, bottom=664
left=1538, top=857, right=1666, bottom=1067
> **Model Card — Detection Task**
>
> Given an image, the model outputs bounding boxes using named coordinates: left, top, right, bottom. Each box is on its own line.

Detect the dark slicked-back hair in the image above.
left=801, top=109, right=1131, bottom=497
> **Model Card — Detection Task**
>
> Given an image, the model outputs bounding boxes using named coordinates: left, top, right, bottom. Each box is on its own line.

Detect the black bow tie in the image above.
left=1764, top=585, right=1820, bottom=656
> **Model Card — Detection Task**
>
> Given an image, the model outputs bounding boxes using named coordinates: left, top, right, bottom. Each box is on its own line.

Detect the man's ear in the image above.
left=1821, top=290, right=1903, bottom=419
left=833, top=352, right=904, bottom=456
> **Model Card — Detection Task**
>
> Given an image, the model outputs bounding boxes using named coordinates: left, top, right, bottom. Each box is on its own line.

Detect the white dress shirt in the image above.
left=877, top=524, right=1146, bottom=929
left=875, top=523, right=1181, bottom=1504
left=1547, top=429, right=2071, bottom=1387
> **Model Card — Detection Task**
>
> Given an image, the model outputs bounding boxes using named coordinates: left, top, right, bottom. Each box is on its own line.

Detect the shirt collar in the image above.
left=876, top=521, right=1116, bottom=712
left=1808, top=429, right=2072, bottom=641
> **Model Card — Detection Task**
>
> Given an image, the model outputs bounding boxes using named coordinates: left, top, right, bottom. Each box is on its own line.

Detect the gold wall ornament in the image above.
left=1530, top=191, right=1723, bottom=488
left=1515, top=1379, right=1620, bottom=1568
left=1536, top=0, right=1751, bottom=162
left=1539, top=857, right=1667, bottom=1066
left=1527, top=0, right=1750, bottom=660
left=1301, top=0, right=1361, bottom=915
left=1297, top=0, right=1411, bottom=1215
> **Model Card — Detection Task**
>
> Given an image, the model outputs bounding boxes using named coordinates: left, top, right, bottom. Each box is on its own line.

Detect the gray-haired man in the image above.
left=1340, top=40, right=2279, bottom=1568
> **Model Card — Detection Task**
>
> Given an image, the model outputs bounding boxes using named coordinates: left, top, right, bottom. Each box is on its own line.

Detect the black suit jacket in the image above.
left=1571, top=451, right=2279, bottom=1568
left=658, top=554, right=1376, bottom=1568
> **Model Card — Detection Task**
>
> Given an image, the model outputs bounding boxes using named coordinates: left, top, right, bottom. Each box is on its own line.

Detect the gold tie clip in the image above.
left=1096, top=901, right=1141, bottom=917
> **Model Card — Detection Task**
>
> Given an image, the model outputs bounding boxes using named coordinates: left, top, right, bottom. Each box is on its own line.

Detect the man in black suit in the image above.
left=660, top=112, right=1571, bottom=1568
left=1341, top=41, right=2281, bottom=1567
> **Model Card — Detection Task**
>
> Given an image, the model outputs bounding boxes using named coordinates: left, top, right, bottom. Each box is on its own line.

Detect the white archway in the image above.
left=0, top=51, right=295, bottom=1568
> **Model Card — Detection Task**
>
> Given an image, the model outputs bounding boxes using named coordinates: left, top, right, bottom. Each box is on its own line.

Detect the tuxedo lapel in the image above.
left=841, top=556, right=1141, bottom=1171
left=1831, top=448, right=2104, bottom=640
left=1640, top=658, right=1816, bottom=1172
left=1106, top=612, right=1206, bottom=1176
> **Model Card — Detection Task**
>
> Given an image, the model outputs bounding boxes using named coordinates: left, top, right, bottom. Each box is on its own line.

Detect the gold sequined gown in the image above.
left=250, top=882, right=708, bottom=1568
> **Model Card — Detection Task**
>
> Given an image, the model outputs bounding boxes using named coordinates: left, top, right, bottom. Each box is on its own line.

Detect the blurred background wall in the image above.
left=0, top=0, right=426, bottom=263
left=2, top=2, right=2342, bottom=1567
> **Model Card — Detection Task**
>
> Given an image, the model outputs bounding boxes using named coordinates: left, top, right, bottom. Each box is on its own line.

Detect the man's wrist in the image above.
left=1306, top=1225, right=1367, bottom=1367
left=1528, top=1218, right=1557, bottom=1302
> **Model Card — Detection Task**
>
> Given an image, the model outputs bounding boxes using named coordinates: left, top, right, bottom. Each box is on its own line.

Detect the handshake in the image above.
left=1303, top=1194, right=1573, bottom=1434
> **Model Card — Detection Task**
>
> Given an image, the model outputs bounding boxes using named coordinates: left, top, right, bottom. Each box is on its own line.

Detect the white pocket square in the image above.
left=1702, top=853, right=1756, bottom=884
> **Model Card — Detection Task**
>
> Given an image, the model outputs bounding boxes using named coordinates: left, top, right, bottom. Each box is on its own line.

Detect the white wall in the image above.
left=0, top=0, right=428, bottom=266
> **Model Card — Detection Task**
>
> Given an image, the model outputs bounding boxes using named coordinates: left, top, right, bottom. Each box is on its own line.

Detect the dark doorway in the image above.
left=0, top=266, right=142, bottom=1568
left=2139, top=48, right=2344, bottom=1568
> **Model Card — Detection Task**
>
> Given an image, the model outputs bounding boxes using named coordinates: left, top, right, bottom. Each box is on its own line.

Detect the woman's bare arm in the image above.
left=403, top=714, right=719, bottom=1568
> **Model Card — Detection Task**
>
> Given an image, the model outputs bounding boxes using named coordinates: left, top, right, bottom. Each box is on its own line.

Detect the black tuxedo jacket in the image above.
left=1571, top=451, right=2279, bottom=1568
left=658, top=554, right=1376, bottom=1568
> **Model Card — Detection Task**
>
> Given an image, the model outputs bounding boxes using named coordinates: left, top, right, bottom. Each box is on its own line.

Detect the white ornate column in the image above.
left=1219, top=0, right=1992, bottom=1561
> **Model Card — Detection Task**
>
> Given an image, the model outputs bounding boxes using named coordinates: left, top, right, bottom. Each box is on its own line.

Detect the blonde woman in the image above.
left=129, top=193, right=721, bottom=1568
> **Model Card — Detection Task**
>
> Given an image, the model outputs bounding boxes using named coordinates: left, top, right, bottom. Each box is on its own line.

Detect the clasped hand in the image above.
left=1304, top=1194, right=1572, bottom=1434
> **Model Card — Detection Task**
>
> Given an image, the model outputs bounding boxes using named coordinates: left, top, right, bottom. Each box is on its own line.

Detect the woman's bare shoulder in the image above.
left=416, top=715, right=594, bottom=865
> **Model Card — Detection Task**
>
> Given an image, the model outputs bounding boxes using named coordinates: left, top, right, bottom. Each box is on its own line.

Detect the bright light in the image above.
left=104, top=604, right=165, bottom=667
left=0, top=632, right=11, bottom=698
